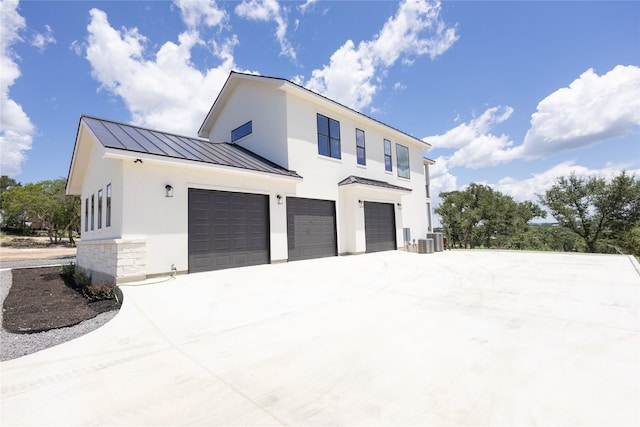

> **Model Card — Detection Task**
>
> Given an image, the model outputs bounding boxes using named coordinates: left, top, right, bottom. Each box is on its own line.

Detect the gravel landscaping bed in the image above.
left=0, top=268, right=119, bottom=361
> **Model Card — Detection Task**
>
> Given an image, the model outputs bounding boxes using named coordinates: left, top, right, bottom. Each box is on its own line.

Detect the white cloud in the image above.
left=494, top=161, right=640, bottom=203
left=298, top=0, right=318, bottom=14
left=424, top=106, right=517, bottom=168
left=234, top=0, right=296, bottom=61
left=172, top=0, right=226, bottom=29
left=30, top=24, right=56, bottom=51
left=303, top=0, right=458, bottom=110
left=519, top=65, right=640, bottom=159
left=429, top=155, right=457, bottom=198
left=83, top=7, right=247, bottom=136
left=0, top=0, right=35, bottom=177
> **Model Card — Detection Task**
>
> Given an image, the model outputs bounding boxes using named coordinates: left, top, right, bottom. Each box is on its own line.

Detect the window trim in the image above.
left=396, top=143, right=410, bottom=179
left=231, top=121, right=252, bottom=142
left=356, top=128, right=366, bottom=166
left=384, top=139, right=392, bottom=172
left=317, top=113, right=341, bottom=159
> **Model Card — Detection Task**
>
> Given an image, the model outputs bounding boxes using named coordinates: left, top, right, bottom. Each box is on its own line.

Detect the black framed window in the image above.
left=106, top=184, right=111, bottom=227
left=356, top=128, right=366, bottom=165
left=396, top=144, right=410, bottom=178
left=98, top=189, right=103, bottom=229
left=317, top=114, right=341, bottom=159
left=384, top=139, right=392, bottom=172
left=91, top=195, right=95, bottom=231
left=84, top=198, right=88, bottom=232
left=231, top=121, right=252, bottom=142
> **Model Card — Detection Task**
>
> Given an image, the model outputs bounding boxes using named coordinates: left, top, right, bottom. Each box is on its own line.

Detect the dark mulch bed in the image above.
left=3, top=267, right=120, bottom=334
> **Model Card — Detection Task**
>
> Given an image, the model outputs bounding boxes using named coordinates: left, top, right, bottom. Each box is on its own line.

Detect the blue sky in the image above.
left=2, top=0, right=639, bottom=222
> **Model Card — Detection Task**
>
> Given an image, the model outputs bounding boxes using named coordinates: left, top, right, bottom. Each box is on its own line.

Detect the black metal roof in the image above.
left=81, top=116, right=301, bottom=178
left=338, top=175, right=412, bottom=192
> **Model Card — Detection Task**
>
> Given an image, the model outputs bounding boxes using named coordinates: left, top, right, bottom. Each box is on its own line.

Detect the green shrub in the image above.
left=60, top=262, right=75, bottom=277
left=73, top=267, right=91, bottom=289
left=82, top=281, right=116, bottom=302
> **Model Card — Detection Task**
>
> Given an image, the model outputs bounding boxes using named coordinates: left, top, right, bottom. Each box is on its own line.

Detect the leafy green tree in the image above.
left=538, top=171, right=640, bottom=254
left=0, top=175, right=19, bottom=209
left=1, top=178, right=80, bottom=244
left=436, top=183, right=546, bottom=249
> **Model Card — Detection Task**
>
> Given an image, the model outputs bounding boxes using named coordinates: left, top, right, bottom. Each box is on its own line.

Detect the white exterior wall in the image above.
left=283, top=92, right=429, bottom=253
left=206, top=80, right=290, bottom=169
left=118, top=157, right=297, bottom=277
left=76, top=135, right=127, bottom=283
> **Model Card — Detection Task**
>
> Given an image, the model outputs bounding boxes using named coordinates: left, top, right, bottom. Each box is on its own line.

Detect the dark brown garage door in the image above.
left=364, top=201, right=396, bottom=253
left=188, top=189, right=270, bottom=273
left=287, top=198, right=337, bottom=261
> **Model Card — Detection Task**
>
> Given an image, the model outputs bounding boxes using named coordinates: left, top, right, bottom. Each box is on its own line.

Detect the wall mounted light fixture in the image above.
left=358, top=199, right=363, bottom=208
left=165, top=184, right=174, bottom=198
left=397, top=203, right=402, bottom=210
left=276, top=194, right=283, bottom=204
left=134, top=158, right=143, bottom=164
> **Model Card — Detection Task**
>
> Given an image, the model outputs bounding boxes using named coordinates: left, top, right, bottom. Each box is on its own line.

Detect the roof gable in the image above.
left=198, top=72, right=430, bottom=148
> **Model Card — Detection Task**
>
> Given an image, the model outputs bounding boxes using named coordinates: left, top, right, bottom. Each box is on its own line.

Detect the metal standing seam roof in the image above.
left=338, top=175, right=412, bottom=192
left=81, top=116, right=301, bottom=179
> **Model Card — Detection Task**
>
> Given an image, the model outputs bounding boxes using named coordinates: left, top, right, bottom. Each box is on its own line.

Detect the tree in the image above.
left=0, top=175, right=19, bottom=209
left=538, top=171, right=640, bottom=254
left=436, top=183, right=546, bottom=249
left=1, top=178, right=80, bottom=244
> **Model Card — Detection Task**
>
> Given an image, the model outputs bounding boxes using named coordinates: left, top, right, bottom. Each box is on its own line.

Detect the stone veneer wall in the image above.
left=76, top=239, right=147, bottom=284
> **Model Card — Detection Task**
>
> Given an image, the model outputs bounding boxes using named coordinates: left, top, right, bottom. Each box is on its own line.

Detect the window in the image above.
left=98, top=189, right=103, bottom=229
left=231, top=121, right=252, bottom=142
left=396, top=144, right=410, bottom=179
left=317, top=114, right=341, bottom=159
left=106, top=184, right=112, bottom=227
left=84, top=198, right=88, bottom=232
left=384, top=139, right=392, bottom=172
left=356, top=129, right=366, bottom=165
left=90, top=195, right=95, bottom=231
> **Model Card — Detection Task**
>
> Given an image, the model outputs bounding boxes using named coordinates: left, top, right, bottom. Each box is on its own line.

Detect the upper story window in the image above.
left=384, top=139, right=392, bottom=172
left=356, top=129, right=366, bottom=165
left=231, top=121, right=252, bottom=142
left=106, top=184, right=112, bottom=227
left=396, top=144, right=410, bottom=179
left=317, top=114, right=341, bottom=159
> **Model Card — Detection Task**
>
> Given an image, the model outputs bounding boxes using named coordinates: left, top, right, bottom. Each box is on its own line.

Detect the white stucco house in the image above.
left=67, top=72, right=435, bottom=284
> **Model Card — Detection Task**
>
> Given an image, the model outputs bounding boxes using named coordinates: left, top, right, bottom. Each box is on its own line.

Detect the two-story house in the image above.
left=66, top=72, right=434, bottom=284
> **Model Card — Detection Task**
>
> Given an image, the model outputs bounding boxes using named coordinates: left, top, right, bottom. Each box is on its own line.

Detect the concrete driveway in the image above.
left=2, top=250, right=639, bottom=426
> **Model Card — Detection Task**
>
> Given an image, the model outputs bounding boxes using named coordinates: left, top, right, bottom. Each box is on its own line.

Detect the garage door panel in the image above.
left=364, top=202, right=396, bottom=253
left=287, top=198, right=337, bottom=262
left=188, top=189, right=270, bottom=273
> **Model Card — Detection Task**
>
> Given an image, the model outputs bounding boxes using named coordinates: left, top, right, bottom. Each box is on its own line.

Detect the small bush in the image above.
left=73, top=268, right=91, bottom=289
left=60, top=262, right=75, bottom=277
left=82, top=281, right=116, bottom=302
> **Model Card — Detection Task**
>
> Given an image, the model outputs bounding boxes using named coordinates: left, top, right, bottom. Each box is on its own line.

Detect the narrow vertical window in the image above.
left=91, top=195, right=95, bottom=231
left=98, top=189, right=103, bottom=229
left=106, top=184, right=112, bottom=227
left=356, top=129, right=366, bottom=165
left=384, top=139, right=392, bottom=172
left=84, top=198, right=88, bottom=232
left=396, top=144, right=410, bottom=178
left=317, top=114, right=341, bottom=159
